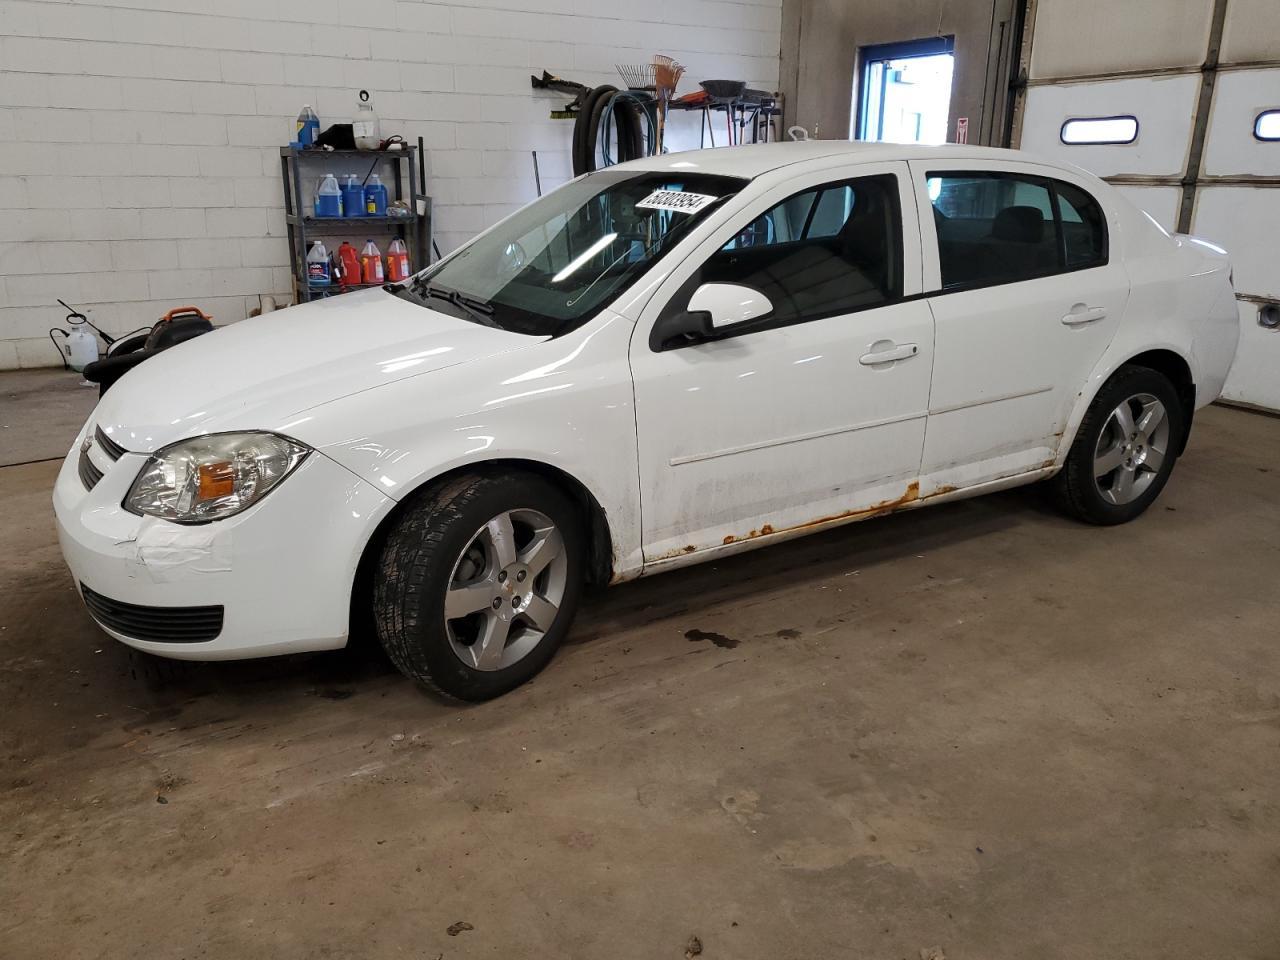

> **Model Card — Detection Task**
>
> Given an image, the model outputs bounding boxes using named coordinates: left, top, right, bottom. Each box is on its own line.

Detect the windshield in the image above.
left=395, top=170, right=746, bottom=336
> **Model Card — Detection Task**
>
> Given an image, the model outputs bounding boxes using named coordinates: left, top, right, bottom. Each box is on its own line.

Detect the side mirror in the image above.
left=687, top=282, right=773, bottom=329
left=649, top=283, right=774, bottom=352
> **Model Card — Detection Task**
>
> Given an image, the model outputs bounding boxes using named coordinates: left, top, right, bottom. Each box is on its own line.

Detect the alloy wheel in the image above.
left=443, top=509, right=568, bottom=671
left=1092, top=392, right=1171, bottom=506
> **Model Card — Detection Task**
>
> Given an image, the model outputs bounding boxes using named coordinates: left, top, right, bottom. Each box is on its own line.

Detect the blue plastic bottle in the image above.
left=306, top=241, right=331, bottom=286
left=315, top=174, right=342, bottom=217
left=296, top=105, right=320, bottom=147
left=341, top=174, right=364, bottom=218
left=364, top=174, right=388, bottom=216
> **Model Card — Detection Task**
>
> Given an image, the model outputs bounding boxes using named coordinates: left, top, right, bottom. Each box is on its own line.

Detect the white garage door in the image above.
left=1016, top=0, right=1280, bottom=411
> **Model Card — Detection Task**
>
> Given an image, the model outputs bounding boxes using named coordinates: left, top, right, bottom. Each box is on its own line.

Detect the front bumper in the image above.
left=53, top=422, right=394, bottom=660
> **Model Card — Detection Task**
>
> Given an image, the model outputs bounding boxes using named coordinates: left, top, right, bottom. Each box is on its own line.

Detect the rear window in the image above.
left=928, top=172, right=1107, bottom=290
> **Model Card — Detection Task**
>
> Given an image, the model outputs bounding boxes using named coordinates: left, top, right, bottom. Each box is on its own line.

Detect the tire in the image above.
left=1053, top=364, right=1185, bottom=525
left=373, top=472, right=585, bottom=701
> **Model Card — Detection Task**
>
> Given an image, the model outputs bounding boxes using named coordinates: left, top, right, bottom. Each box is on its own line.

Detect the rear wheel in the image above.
left=1054, top=365, right=1184, bottom=525
left=373, top=473, right=584, bottom=701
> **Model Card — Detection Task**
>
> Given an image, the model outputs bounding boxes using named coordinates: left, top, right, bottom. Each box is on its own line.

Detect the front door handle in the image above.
left=859, top=342, right=919, bottom=365
left=1062, top=304, right=1107, bottom=325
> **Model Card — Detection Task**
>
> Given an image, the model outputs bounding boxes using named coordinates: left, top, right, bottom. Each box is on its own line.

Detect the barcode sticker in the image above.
left=635, top=190, right=718, bottom=214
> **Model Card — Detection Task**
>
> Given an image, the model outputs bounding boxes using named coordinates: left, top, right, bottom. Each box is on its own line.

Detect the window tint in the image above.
left=928, top=172, right=1106, bottom=289
left=697, top=175, right=902, bottom=326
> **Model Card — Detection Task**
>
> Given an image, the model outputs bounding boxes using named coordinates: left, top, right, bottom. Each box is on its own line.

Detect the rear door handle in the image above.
left=859, top=342, right=919, bottom=365
left=1062, top=305, right=1107, bottom=325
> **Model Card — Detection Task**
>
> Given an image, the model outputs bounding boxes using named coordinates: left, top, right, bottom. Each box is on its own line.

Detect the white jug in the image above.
left=67, top=325, right=98, bottom=372
left=353, top=89, right=381, bottom=150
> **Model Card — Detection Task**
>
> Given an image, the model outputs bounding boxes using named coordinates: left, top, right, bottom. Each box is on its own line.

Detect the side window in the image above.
left=698, top=175, right=903, bottom=326
left=1054, top=181, right=1107, bottom=269
left=929, top=173, right=1058, bottom=289
left=928, top=172, right=1107, bottom=290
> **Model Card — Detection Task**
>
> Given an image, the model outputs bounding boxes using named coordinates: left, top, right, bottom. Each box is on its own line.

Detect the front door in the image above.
left=628, top=161, right=935, bottom=563
left=911, top=160, right=1129, bottom=489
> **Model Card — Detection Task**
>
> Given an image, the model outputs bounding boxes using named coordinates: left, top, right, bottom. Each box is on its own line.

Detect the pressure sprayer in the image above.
left=48, top=299, right=110, bottom=381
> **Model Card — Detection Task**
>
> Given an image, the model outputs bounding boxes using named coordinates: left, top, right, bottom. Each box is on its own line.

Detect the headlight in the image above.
left=125, top=432, right=310, bottom=523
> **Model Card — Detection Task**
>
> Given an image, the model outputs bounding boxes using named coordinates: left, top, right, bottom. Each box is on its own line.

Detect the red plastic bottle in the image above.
left=360, top=239, right=384, bottom=285
left=337, top=241, right=361, bottom=288
left=386, top=237, right=411, bottom=282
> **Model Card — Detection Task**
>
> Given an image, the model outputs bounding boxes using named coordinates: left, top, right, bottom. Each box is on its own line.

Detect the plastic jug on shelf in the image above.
left=360, top=240, right=384, bottom=284
left=307, top=241, right=331, bottom=286
left=341, top=174, right=364, bottom=218
left=353, top=89, right=381, bottom=150
left=386, top=237, right=411, bottom=282
left=315, top=174, right=341, bottom=217
left=337, top=241, right=361, bottom=288
left=295, top=104, right=320, bottom=147
left=364, top=174, right=388, bottom=216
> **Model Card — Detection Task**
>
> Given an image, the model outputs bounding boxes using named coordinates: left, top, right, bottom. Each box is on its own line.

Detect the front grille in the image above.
left=80, top=583, right=224, bottom=643
left=78, top=447, right=104, bottom=490
left=78, top=426, right=129, bottom=491
left=95, top=426, right=126, bottom=461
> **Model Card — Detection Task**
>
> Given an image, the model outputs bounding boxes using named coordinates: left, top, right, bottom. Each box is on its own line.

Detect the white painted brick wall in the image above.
left=0, top=0, right=781, bottom=370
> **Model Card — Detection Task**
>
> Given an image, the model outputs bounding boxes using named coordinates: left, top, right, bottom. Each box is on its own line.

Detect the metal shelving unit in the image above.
left=280, top=146, right=432, bottom=303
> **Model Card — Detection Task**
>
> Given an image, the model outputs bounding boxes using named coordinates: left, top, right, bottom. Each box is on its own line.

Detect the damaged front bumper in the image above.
left=52, top=421, right=394, bottom=660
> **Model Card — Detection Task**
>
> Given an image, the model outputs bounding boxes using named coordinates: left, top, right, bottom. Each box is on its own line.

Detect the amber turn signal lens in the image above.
left=197, top=461, right=236, bottom=500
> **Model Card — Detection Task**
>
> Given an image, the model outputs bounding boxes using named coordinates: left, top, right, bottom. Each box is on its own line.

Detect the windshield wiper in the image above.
left=408, top=279, right=499, bottom=328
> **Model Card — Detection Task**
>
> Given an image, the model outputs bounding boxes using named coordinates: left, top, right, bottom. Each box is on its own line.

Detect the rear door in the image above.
left=629, top=161, right=934, bottom=562
left=911, top=160, right=1130, bottom=490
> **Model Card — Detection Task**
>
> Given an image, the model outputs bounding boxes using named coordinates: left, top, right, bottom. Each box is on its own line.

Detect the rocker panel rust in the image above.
left=720, top=480, right=921, bottom=547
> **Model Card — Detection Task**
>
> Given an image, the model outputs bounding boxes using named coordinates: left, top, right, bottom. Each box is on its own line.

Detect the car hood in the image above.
left=93, top=288, right=543, bottom=454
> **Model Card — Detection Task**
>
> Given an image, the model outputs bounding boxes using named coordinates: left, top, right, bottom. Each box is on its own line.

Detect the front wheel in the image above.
left=1053, top=365, right=1185, bottom=525
left=373, top=472, right=584, bottom=701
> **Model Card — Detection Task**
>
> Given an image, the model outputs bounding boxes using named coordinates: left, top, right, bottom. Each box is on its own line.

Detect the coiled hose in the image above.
left=572, top=85, right=649, bottom=176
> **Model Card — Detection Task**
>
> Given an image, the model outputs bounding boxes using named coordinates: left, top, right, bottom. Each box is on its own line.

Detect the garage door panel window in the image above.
left=928, top=172, right=1107, bottom=291
left=1060, top=116, right=1139, bottom=145
left=1255, top=110, right=1280, bottom=142
left=697, top=175, right=904, bottom=329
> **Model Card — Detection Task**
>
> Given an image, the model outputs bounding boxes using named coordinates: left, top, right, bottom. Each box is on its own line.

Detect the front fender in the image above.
left=293, top=312, right=644, bottom=580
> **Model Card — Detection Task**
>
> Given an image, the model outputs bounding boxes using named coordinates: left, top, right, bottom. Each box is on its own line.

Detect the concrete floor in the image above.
left=0, top=368, right=99, bottom=466
left=2, top=380, right=1278, bottom=959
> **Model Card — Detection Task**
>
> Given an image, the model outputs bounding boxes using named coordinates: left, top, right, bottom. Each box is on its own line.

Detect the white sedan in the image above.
left=54, top=141, right=1239, bottom=700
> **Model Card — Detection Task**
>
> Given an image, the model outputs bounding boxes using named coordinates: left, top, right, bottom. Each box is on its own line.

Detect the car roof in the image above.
left=614, top=140, right=1068, bottom=180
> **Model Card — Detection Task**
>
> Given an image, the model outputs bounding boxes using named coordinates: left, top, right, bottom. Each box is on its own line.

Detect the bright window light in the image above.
left=1060, top=116, right=1138, bottom=145
left=552, top=233, right=617, bottom=283
left=1255, top=110, right=1280, bottom=141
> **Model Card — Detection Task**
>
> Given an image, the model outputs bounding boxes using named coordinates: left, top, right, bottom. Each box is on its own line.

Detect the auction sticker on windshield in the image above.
left=635, top=190, right=719, bottom=214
